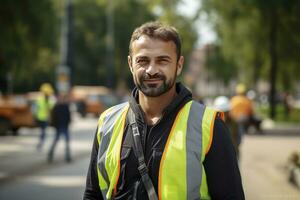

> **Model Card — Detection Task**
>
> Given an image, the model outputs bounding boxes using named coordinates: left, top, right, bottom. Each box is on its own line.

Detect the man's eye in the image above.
left=157, top=59, right=169, bottom=64
left=137, top=59, right=148, bottom=65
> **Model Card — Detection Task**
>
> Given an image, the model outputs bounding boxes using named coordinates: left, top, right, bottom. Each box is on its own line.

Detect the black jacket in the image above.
left=84, top=83, right=245, bottom=200
left=51, top=102, right=71, bottom=129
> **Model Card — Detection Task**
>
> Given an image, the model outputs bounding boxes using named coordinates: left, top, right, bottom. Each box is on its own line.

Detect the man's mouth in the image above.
left=144, top=79, right=163, bottom=84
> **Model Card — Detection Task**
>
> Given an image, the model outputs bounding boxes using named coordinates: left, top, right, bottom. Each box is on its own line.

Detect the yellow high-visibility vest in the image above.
left=96, top=100, right=217, bottom=200
left=36, top=95, right=54, bottom=121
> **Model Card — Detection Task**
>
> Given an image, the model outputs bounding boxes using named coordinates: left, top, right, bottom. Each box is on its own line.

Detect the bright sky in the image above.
left=177, top=0, right=217, bottom=47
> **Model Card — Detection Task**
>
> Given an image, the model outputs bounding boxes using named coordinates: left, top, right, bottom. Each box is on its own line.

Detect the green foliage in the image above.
left=202, top=0, right=300, bottom=118
left=0, top=0, right=59, bottom=93
left=72, top=0, right=155, bottom=88
left=258, top=105, right=300, bottom=123
left=114, top=0, right=156, bottom=87
left=202, top=0, right=300, bottom=89
left=72, top=0, right=107, bottom=86
left=0, top=0, right=198, bottom=92
left=206, top=45, right=237, bottom=85
left=146, top=0, right=198, bottom=61
left=72, top=0, right=197, bottom=88
left=202, top=0, right=266, bottom=87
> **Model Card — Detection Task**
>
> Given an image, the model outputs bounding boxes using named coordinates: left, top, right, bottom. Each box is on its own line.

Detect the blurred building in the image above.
left=185, top=45, right=234, bottom=98
left=185, top=44, right=290, bottom=102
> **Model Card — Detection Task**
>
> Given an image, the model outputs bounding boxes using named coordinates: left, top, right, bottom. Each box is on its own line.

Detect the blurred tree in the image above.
left=206, top=44, right=237, bottom=86
left=202, top=0, right=267, bottom=87
left=0, top=0, right=59, bottom=93
left=113, top=0, right=157, bottom=88
left=201, top=0, right=300, bottom=118
left=72, top=0, right=155, bottom=88
left=72, top=0, right=107, bottom=86
left=72, top=0, right=197, bottom=88
left=146, top=0, right=198, bottom=68
left=0, top=0, right=198, bottom=93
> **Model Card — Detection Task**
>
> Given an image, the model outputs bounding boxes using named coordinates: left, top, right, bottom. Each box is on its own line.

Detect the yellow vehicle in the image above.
left=0, top=93, right=39, bottom=135
left=70, top=86, right=118, bottom=117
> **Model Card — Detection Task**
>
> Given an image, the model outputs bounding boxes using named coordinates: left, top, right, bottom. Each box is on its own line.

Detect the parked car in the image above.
left=70, top=86, right=118, bottom=117
left=0, top=93, right=39, bottom=135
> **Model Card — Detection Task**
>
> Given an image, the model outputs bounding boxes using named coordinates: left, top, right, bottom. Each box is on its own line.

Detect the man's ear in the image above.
left=176, top=56, right=184, bottom=76
left=128, top=55, right=133, bottom=73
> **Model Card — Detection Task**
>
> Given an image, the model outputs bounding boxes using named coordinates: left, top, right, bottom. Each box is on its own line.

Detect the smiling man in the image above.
left=129, top=33, right=182, bottom=98
left=84, top=21, right=244, bottom=200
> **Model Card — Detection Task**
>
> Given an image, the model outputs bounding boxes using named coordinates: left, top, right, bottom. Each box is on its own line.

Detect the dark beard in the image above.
left=135, top=70, right=177, bottom=97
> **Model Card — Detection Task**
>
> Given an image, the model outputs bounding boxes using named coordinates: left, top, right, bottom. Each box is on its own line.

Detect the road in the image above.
left=0, top=115, right=299, bottom=200
left=0, top=157, right=90, bottom=200
left=0, top=113, right=97, bottom=200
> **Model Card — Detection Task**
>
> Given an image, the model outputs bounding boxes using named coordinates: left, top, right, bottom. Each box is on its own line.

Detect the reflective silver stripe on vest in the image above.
left=101, top=189, right=108, bottom=200
left=186, top=101, right=205, bottom=200
left=97, top=102, right=128, bottom=192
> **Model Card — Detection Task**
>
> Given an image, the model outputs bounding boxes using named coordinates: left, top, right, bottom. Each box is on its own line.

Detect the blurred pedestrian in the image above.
left=214, top=96, right=240, bottom=158
left=282, top=91, right=292, bottom=118
left=230, top=84, right=254, bottom=143
left=35, top=83, right=55, bottom=150
left=48, top=93, right=72, bottom=163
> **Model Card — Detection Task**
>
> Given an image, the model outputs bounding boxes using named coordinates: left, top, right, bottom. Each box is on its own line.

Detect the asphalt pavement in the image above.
left=0, top=113, right=97, bottom=200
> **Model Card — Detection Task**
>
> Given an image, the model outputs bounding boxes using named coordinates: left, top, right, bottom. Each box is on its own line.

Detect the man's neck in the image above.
left=138, top=86, right=177, bottom=125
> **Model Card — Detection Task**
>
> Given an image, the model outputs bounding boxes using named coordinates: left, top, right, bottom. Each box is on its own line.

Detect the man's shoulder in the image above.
left=187, top=100, right=206, bottom=111
left=106, top=102, right=129, bottom=113
left=98, top=102, right=129, bottom=122
left=96, top=102, right=129, bottom=137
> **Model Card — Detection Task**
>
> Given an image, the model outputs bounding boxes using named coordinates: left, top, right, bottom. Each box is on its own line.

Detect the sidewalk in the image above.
left=260, top=118, right=300, bottom=136
left=0, top=114, right=97, bottom=185
left=242, top=119, right=300, bottom=198
left=241, top=134, right=300, bottom=199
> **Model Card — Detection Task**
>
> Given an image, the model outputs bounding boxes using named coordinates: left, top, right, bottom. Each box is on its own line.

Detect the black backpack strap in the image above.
left=127, top=108, right=158, bottom=200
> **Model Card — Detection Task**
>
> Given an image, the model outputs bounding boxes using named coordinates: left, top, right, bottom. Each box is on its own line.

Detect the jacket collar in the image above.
left=128, top=82, right=192, bottom=125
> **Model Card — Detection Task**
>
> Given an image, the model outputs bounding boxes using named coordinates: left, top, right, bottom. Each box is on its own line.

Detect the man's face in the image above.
left=128, top=35, right=184, bottom=97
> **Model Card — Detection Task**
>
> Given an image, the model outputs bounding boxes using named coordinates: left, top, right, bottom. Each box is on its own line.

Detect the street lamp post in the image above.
left=106, top=0, right=115, bottom=89
left=57, top=0, right=73, bottom=94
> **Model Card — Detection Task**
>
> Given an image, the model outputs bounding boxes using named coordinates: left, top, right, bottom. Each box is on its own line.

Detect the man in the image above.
left=36, top=83, right=55, bottom=150
left=230, top=84, right=254, bottom=123
left=230, top=84, right=254, bottom=144
left=84, top=21, right=244, bottom=200
left=48, top=93, right=72, bottom=163
left=213, top=96, right=240, bottom=158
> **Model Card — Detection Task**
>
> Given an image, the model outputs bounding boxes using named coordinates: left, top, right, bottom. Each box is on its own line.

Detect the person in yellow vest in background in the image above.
left=230, top=84, right=254, bottom=146
left=84, top=22, right=244, bottom=200
left=35, top=83, right=55, bottom=150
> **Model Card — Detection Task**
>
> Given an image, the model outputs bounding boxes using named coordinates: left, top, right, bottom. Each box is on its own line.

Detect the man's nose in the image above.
left=146, top=61, right=158, bottom=75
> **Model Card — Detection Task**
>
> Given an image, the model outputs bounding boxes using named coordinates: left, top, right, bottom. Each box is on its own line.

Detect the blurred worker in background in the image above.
left=48, top=93, right=72, bottom=163
left=282, top=91, right=292, bottom=119
left=214, top=96, right=240, bottom=158
left=35, top=83, right=55, bottom=150
left=230, top=84, right=254, bottom=144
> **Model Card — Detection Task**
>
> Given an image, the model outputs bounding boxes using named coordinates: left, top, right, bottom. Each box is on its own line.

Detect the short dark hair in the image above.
left=129, top=21, right=182, bottom=60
